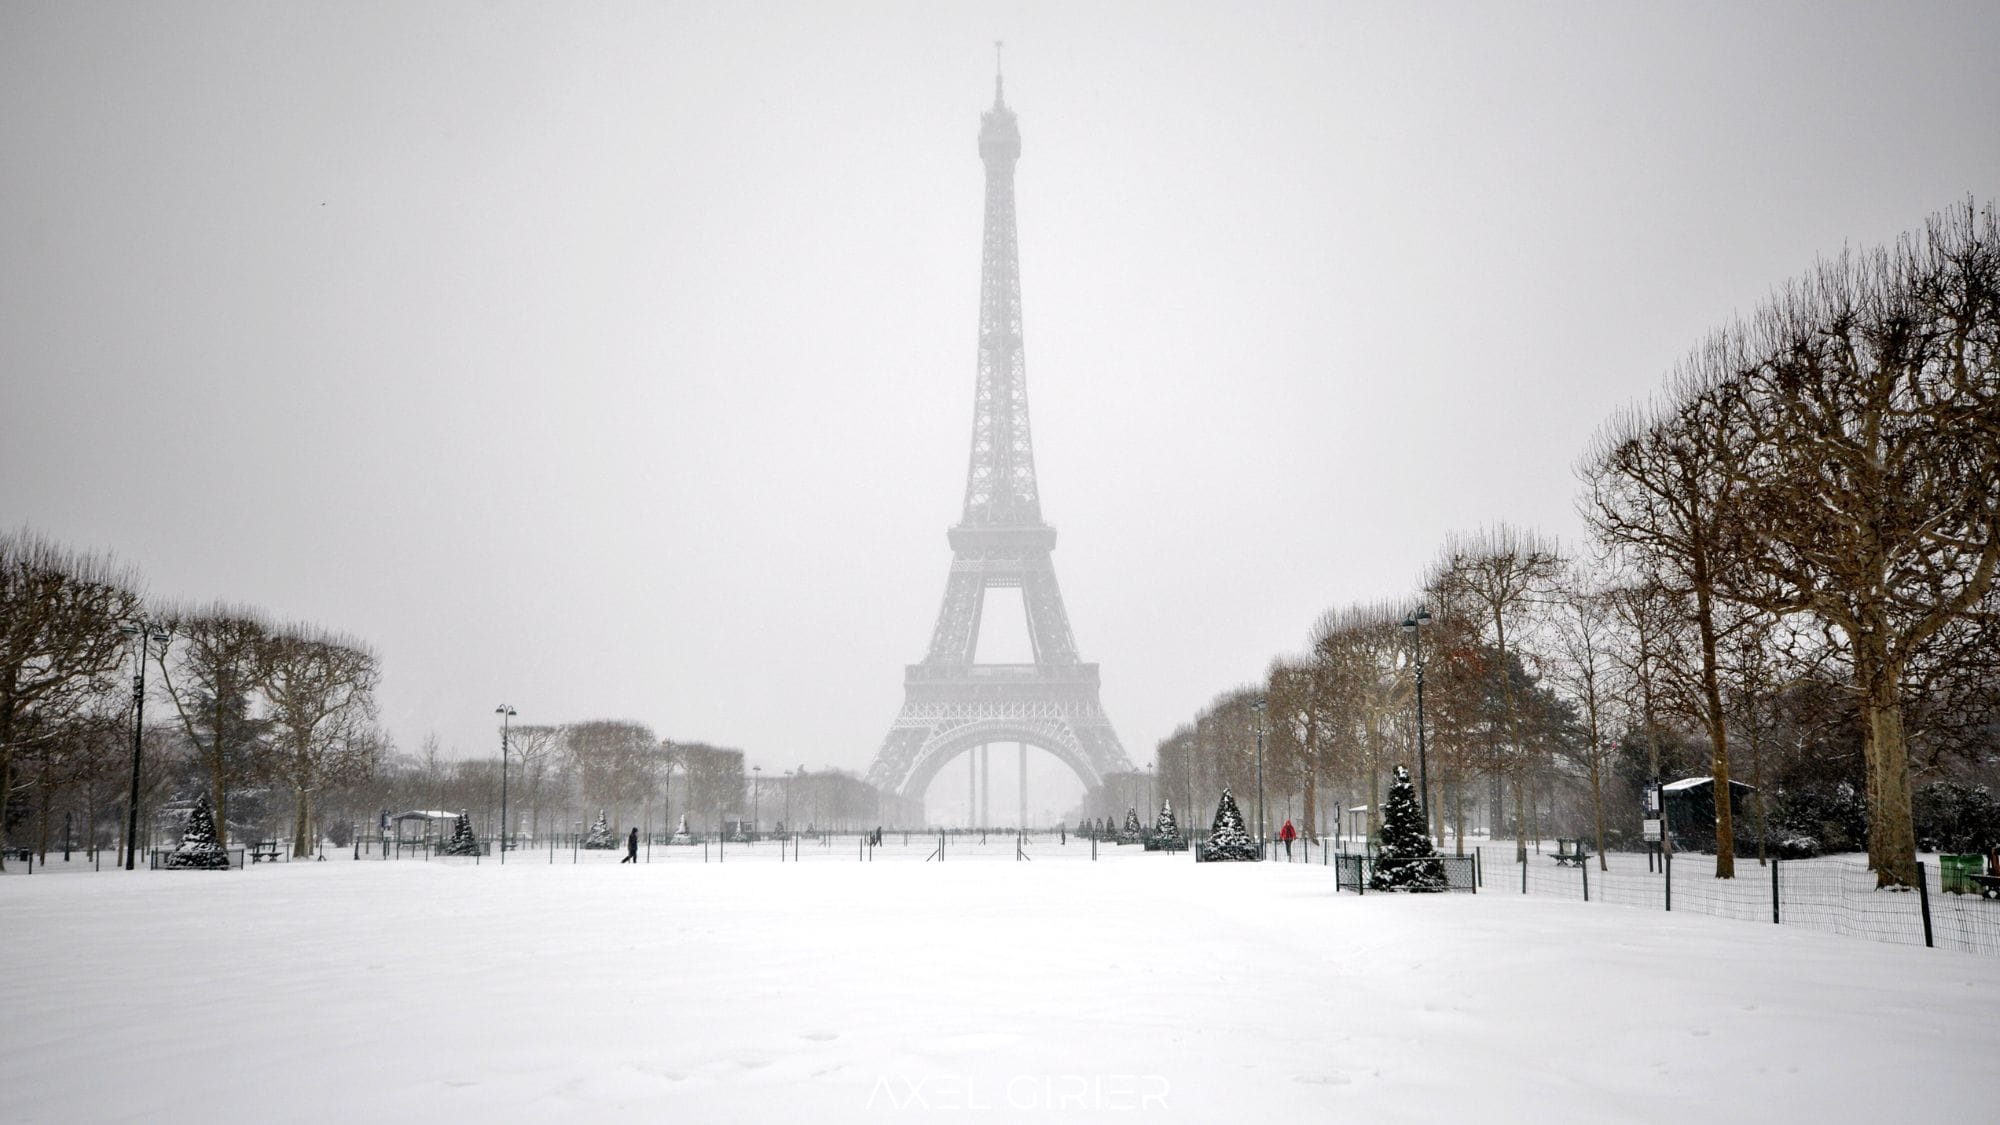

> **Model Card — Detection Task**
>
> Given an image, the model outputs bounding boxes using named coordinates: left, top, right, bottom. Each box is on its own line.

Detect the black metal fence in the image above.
left=1334, top=852, right=1479, bottom=894
left=1488, top=846, right=2000, bottom=957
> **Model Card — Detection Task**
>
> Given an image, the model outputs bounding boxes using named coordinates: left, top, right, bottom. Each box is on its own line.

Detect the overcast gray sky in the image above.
left=5, top=2, right=1997, bottom=813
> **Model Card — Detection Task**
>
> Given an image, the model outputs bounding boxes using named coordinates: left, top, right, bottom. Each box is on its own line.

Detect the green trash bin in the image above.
left=1939, top=854, right=1982, bottom=894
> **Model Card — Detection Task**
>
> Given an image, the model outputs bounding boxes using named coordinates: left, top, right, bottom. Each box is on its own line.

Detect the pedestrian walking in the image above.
left=621, top=826, right=639, bottom=864
left=1280, top=818, right=1297, bottom=860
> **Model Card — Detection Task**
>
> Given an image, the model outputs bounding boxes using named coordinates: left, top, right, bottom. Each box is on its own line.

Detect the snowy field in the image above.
left=5, top=851, right=1997, bottom=1124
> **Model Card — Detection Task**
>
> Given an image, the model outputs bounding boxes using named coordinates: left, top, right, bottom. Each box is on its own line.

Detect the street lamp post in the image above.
left=1252, top=697, right=1267, bottom=845
left=495, top=705, right=516, bottom=862
left=752, top=766, right=762, bottom=836
left=121, top=620, right=169, bottom=871
left=783, top=769, right=793, bottom=835
left=1402, top=607, right=1433, bottom=836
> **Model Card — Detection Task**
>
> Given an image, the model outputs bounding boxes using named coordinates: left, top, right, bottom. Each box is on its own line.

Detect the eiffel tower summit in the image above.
left=866, top=59, right=1134, bottom=818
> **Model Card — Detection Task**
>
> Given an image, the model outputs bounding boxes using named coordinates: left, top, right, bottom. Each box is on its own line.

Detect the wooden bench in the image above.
left=249, top=840, right=282, bottom=863
left=1550, top=838, right=1590, bottom=867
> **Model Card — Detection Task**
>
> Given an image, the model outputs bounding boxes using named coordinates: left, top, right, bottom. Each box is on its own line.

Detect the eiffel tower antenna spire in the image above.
left=994, top=40, right=1004, bottom=106
left=869, top=67, right=1131, bottom=809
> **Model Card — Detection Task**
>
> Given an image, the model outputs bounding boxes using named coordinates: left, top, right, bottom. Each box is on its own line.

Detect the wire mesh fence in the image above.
left=1481, top=844, right=2000, bottom=957
left=1333, top=852, right=1478, bottom=894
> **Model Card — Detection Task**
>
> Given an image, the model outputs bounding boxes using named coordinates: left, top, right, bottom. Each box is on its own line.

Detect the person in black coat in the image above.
left=621, top=826, right=639, bottom=864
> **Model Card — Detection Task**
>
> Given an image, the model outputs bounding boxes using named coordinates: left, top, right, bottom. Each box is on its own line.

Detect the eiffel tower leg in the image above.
left=1018, top=743, right=1027, bottom=829
left=967, top=750, right=976, bottom=828
left=979, top=745, right=990, bottom=828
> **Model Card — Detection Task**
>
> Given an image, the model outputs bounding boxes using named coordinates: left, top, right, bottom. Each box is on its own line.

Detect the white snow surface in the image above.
left=4, top=850, right=1996, bottom=1123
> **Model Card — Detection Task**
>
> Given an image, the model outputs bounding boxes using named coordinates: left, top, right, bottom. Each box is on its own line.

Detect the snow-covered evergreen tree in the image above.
left=1144, top=798, right=1180, bottom=850
left=164, top=794, right=230, bottom=869
left=1119, top=806, right=1143, bottom=843
left=670, top=813, right=693, bottom=844
left=440, top=809, right=481, bottom=856
left=1200, top=788, right=1260, bottom=862
left=1369, top=765, right=1446, bottom=891
left=583, top=808, right=615, bottom=849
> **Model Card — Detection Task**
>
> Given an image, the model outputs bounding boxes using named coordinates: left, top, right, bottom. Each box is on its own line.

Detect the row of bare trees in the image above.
left=1159, top=201, right=1999, bottom=888
left=1, top=531, right=383, bottom=865
left=0, top=529, right=878, bottom=865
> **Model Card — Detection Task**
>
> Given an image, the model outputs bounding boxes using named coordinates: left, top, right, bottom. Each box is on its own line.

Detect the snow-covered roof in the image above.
left=391, top=810, right=459, bottom=821
left=1662, top=777, right=1756, bottom=792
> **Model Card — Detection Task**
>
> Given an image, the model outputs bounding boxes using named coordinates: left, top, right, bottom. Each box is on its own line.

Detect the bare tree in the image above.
left=1728, top=202, right=2000, bottom=886
left=153, top=604, right=269, bottom=849
left=1601, top=575, right=1688, bottom=806
left=258, top=626, right=382, bottom=856
left=508, top=724, right=561, bottom=840
left=1584, top=349, right=1755, bottom=878
left=1548, top=557, right=1620, bottom=869
left=1430, top=525, right=1561, bottom=862
left=1311, top=602, right=1411, bottom=842
left=563, top=720, right=658, bottom=829
left=0, top=532, right=141, bottom=870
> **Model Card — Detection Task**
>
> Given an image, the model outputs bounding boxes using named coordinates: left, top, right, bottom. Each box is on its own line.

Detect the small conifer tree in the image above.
left=164, top=794, right=231, bottom=869
left=1145, top=798, right=1180, bottom=851
left=440, top=809, right=481, bottom=856
left=1119, top=807, right=1143, bottom=843
left=583, top=809, right=615, bottom=849
left=1200, top=788, right=1261, bottom=862
left=1369, top=765, right=1446, bottom=891
left=670, top=812, right=693, bottom=843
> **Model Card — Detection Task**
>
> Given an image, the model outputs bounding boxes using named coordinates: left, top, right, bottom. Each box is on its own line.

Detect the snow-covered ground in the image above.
left=4, top=852, right=1996, bottom=1123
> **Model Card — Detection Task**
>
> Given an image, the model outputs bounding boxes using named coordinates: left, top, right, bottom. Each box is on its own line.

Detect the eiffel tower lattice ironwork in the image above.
left=867, top=67, right=1132, bottom=804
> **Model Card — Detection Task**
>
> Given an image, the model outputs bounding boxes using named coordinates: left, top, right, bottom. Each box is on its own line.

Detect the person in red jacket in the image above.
left=1279, top=818, right=1298, bottom=860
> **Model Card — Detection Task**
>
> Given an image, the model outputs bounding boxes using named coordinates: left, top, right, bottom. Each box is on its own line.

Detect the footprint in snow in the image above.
left=800, top=1030, right=839, bottom=1042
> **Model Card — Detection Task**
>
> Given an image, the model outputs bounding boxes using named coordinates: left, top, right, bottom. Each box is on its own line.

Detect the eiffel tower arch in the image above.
left=867, top=65, right=1132, bottom=811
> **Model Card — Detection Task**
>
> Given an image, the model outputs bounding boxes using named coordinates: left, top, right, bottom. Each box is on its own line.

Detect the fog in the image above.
left=5, top=2, right=1997, bottom=798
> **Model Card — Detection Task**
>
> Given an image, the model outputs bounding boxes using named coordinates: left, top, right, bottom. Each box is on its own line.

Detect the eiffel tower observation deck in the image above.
left=867, top=61, right=1133, bottom=812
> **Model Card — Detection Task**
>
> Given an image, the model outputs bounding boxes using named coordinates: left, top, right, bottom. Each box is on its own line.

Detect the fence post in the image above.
left=1581, top=856, right=1589, bottom=902
left=1474, top=847, right=1482, bottom=888
left=1772, top=859, right=1780, bottom=924
left=1665, top=851, right=1672, bottom=912
left=1521, top=851, right=1527, bottom=895
left=1917, top=861, right=1934, bottom=948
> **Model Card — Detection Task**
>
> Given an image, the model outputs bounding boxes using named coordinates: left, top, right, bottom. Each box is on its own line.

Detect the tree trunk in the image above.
left=1747, top=703, right=1767, bottom=865
left=211, top=696, right=229, bottom=851
left=1855, top=632, right=1917, bottom=888
left=36, top=776, right=53, bottom=863
left=293, top=788, right=313, bottom=857
left=1364, top=714, right=1382, bottom=841
left=1692, top=578, right=1735, bottom=879
left=1590, top=751, right=1607, bottom=871
left=0, top=696, right=15, bottom=871
left=1488, top=771, right=1503, bottom=844
left=1301, top=717, right=1318, bottom=842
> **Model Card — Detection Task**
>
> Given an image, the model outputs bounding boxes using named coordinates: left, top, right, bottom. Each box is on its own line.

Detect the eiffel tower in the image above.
left=866, top=62, right=1132, bottom=814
